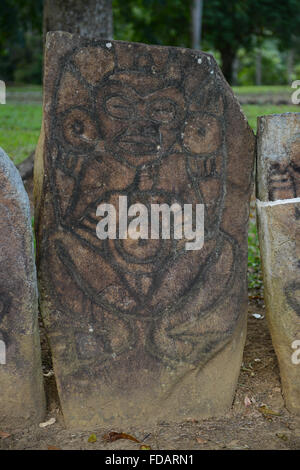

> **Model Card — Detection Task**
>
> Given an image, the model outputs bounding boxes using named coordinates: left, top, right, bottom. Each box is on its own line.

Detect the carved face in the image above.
left=268, top=134, right=300, bottom=201
left=96, top=74, right=185, bottom=166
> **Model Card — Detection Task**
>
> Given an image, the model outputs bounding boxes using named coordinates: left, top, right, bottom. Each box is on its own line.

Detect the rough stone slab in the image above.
left=257, top=113, right=300, bottom=415
left=0, top=148, right=45, bottom=427
left=35, top=32, right=255, bottom=428
left=257, top=113, right=300, bottom=202
left=257, top=201, right=300, bottom=414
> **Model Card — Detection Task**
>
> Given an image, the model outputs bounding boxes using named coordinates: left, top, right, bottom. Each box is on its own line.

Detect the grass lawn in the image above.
left=6, top=85, right=43, bottom=93
left=0, top=104, right=42, bottom=165
left=242, top=104, right=300, bottom=132
left=233, top=85, right=292, bottom=95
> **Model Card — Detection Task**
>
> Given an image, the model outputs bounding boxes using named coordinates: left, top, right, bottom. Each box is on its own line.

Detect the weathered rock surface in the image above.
left=35, top=32, right=255, bottom=428
left=257, top=113, right=300, bottom=414
left=0, top=147, right=45, bottom=427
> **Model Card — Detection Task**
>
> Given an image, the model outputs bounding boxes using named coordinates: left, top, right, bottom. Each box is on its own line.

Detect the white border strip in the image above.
left=256, top=197, right=300, bottom=207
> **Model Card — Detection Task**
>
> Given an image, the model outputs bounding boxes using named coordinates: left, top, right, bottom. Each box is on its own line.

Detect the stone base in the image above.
left=0, top=147, right=45, bottom=428
left=257, top=199, right=300, bottom=415
left=53, top=315, right=246, bottom=429
left=0, top=334, right=45, bottom=428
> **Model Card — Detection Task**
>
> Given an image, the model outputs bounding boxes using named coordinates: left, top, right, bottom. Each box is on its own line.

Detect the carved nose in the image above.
left=127, top=121, right=160, bottom=138
left=120, top=121, right=160, bottom=148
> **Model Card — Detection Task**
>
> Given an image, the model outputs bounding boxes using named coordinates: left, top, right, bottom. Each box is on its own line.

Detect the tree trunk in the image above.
left=220, top=48, right=236, bottom=84
left=232, top=56, right=239, bottom=86
left=191, top=0, right=204, bottom=50
left=43, top=0, right=113, bottom=42
left=255, top=49, right=262, bottom=86
left=287, top=49, right=294, bottom=83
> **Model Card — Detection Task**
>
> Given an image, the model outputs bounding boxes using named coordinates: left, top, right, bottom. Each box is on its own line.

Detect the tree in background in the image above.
left=1, top=0, right=300, bottom=85
left=0, top=0, right=112, bottom=83
left=0, top=0, right=43, bottom=83
left=43, top=0, right=112, bottom=42
left=114, top=0, right=300, bottom=84
left=203, top=0, right=300, bottom=83
left=191, top=0, right=203, bottom=50
left=113, top=0, right=190, bottom=47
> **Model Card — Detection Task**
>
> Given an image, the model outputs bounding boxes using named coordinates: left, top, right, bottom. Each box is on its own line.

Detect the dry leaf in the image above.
left=252, top=313, right=264, bottom=319
left=244, top=396, right=252, bottom=407
left=276, top=433, right=288, bottom=441
left=88, top=433, right=97, bottom=443
left=227, top=439, right=239, bottom=448
left=0, top=431, right=11, bottom=439
left=259, top=405, right=280, bottom=417
left=196, top=436, right=207, bottom=444
left=39, top=417, right=56, bottom=428
left=186, top=418, right=199, bottom=423
left=43, top=370, right=54, bottom=378
left=102, top=431, right=140, bottom=443
left=47, top=445, right=61, bottom=450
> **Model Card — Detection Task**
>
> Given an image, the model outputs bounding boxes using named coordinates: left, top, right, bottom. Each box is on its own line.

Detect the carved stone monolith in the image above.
left=0, top=147, right=45, bottom=427
left=35, top=32, right=255, bottom=428
left=257, top=113, right=300, bottom=415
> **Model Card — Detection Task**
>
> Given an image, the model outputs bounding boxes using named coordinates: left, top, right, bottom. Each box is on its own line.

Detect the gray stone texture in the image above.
left=0, top=147, right=45, bottom=427
left=257, top=113, right=300, bottom=415
left=35, top=32, right=255, bottom=428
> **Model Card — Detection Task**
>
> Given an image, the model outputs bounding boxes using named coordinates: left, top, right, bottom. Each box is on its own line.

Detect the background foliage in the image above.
left=0, top=0, right=300, bottom=85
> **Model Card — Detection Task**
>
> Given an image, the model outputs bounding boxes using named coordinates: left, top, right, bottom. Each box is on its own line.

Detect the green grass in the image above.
left=242, top=104, right=300, bottom=132
left=0, top=104, right=42, bottom=164
left=7, top=85, right=43, bottom=93
left=233, top=85, right=292, bottom=95
left=248, top=218, right=263, bottom=292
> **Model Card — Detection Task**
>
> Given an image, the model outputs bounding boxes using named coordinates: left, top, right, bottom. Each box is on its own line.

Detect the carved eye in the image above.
left=63, top=108, right=98, bottom=149
left=183, top=114, right=221, bottom=155
left=148, top=98, right=176, bottom=123
left=105, top=95, right=133, bottom=119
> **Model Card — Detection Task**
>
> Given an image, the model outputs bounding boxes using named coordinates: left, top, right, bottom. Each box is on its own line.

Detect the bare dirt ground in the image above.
left=0, top=177, right=299, bottom=451
left=0, top=294, right=299, bottom=450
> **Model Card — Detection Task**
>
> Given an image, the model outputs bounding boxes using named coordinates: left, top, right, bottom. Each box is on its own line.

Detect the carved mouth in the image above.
left=117, top=133, right=160, bottom=154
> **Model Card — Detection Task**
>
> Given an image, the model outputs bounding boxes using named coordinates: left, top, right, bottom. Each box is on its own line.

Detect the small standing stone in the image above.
left=257, top=113, right=300, bottom=414
left=35, top=32, right=255, bottom=428
left=0, top=148, right=45, bottom=427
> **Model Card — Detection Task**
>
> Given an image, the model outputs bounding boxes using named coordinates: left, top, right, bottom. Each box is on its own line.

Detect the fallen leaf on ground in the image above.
left=252, top=313, right=264, bottom=319
left=39, top=417, right=56, bottom=428
left=276, top=433, right=288, bottom=441
left=0, top=431, right=11, bottom=439
left=196, top=437, right=207, bottom=444
left=47, top=445, right=61, bottom=450
left=43, top=370, right=54, bottom=378
left=185, top=418, right=199, bottom=423
left=140, top=444, right=151, bottom=450
left=102, top=432, right=140, bottom=443
left=258, top=405, right=280, bottom=417
left=88, top=434, right=97, bottom=443
left=227, top=439, right=239, bottom=448
left=244, top=396, right=252, bottom=407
